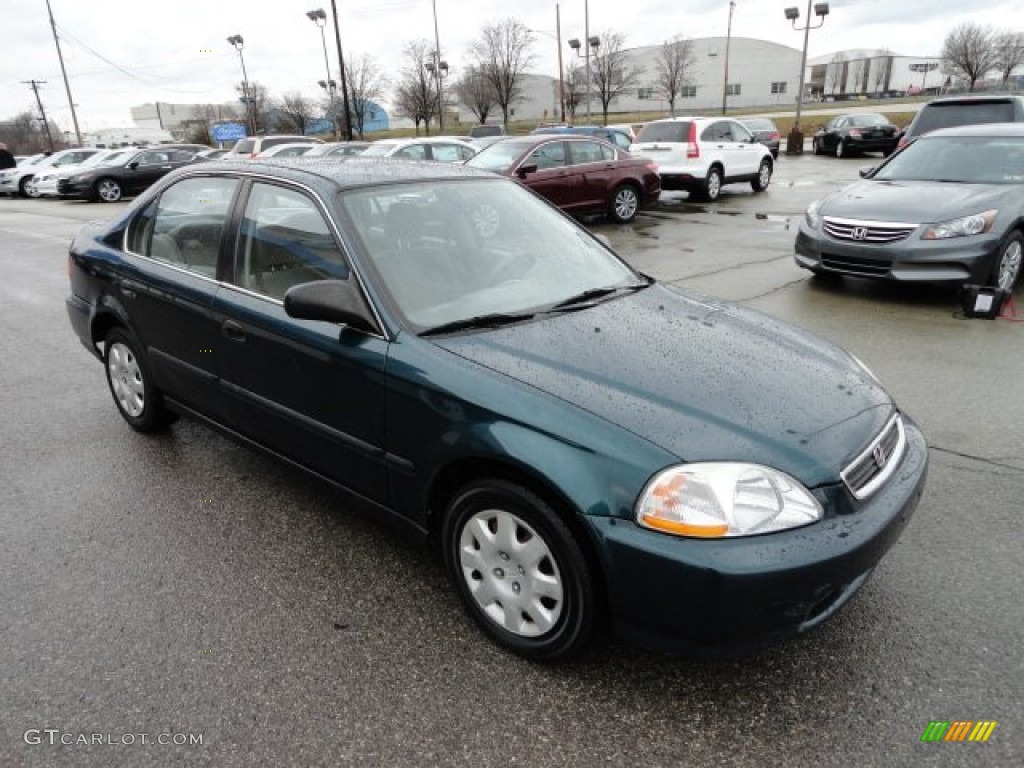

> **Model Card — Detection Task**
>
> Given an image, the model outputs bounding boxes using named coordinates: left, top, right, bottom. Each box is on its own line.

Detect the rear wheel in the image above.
left=441, top=479, right=597, bottom=661
left=836, top=139, right=848, bottom=158
left=103, top=328, right=172, bottom=432
left=693, top=167, right=723, bottom=202
left=751, top=159, right=772, bottom=192
left=812, top=138, right=823, bottom=156
left=991, top=232, right=1023, bottom=292
left=18, top=176, right=33, bottom=198
left=608, top=183, right=640, bottom=223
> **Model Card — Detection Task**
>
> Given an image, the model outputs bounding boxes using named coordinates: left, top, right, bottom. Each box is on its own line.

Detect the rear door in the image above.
left=568, top=140, right=618, bottom=210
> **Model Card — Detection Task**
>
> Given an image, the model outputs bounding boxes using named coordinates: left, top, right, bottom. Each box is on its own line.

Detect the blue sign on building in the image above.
left=210, top=122, right=247, bottom=142
left=305, top=118, right=333, bottom=136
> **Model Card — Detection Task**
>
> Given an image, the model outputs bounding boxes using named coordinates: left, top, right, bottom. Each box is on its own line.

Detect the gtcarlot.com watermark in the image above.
left=24, top=729, right=203, bottom=746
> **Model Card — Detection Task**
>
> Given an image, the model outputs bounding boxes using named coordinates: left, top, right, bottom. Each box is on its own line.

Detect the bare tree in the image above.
left=562, top=63, right=585, bottom=121
left=393, top=40, right=437, bottom=135
left=655, top=36, right=696, bottom=116
left=470, top=18, right=535, bottom=126
left=236, top=81, right=270, bottom=133
left=827, top=53, right=846, bottom=94
left=344, top=54, right=388, bottom=138
left=942, top=22, right=998, bottom=91
left=590, top=31, right=644, bottom=124
left=992, top=30, right=1024, bottom=86
left=0, top=110, right=41, bottom=153
left=180, top=104, right=232, bottom=144
left=453, top=66, right=497, bottom=125
left=872, top=50, right=892, bottom=94
left=276, top=92, right=315, bottom=135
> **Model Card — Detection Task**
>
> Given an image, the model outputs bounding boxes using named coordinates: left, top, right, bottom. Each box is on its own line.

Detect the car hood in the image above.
left=434, top=285, right=893, bottom=487
left=821, top=179, right=1007, bottom=223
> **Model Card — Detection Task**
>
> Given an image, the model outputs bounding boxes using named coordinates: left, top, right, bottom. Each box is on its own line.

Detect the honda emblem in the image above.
left=873, top=443, right=888, bottom=468
left=851, top=226, right=868, bottom=241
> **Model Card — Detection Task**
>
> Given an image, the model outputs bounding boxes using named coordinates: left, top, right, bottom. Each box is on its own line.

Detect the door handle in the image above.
left=221, top=319, right=247, bottom=343
left=161, top=165, right=173, bottom=170
left=120, top=279, right=141, bottom=299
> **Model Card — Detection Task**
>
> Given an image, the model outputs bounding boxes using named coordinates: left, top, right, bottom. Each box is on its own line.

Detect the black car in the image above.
left=739, top=118, right=781, bottom=159
left=899, top=94, right=1024, bottom=150
left=812, top=113, right=899, bottom=158
left=59, top=147, right=204, bottom=202
left=796, top=123, right=1024, bottom=291
left=67, top=158, right=926, bottom=660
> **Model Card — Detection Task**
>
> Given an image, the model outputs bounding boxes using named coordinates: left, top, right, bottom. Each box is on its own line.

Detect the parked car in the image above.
left=304, top=141, right=371, bottom=157
left=812, top=113, right=899, bottom=158
left=531, top=126, right=632, bottom=151
left=6, top=147, right=104, bottom=198
left=796, top=123, right=1024, bottom=291
left=738, top=117, right=781, bottom=159
left=58, top=147, right=205, bottom=202
left=253, top=142, right=318, bottom=159
left=0, top=153, right=45, bottom=196
left=466, top=134, right=660, bottom=223
left=224, top=135, right=324, bottom=160
left=66, top=157, right=926, bottom=660
left=898, top=94, right=1024, bottom=149
left=33, top=148, right=135, bottom=198
left=468, top=124, right=505, bottom=139
left=629, top=116, right=774, bottom=201
left=360, top=137, right=477, bottom=163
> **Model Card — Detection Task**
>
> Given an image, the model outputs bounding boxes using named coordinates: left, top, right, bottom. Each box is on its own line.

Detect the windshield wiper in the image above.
left=547, top=280, right=651, bottom=311
left=420, top=311, right=536, bottom=337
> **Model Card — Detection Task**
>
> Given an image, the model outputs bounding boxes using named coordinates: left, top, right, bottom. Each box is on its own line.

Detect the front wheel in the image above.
left=812, top=138, right=823, bottom=156
left=95, top=178, right=123, bottom=203
left=608, top=183, right=640, bottom=223
left=442, top=479, right=597, bottom=661
left=104, top=328, right=172, bottom=432
left=836, top=139, right=848, bottom=158
left=991, top=231, right=1023, bottom=292
left=751, top=159, right=772, bottom=192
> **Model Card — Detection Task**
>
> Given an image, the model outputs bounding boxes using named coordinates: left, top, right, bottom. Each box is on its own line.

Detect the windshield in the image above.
left=847, top=114, right=889, bottom=127
left=465, top=140, right=535, bottom=172
left=635, top=122, right=691, bottom=143
left=339, top=178, right=643, bottom=330
left=872, top=135, right=1024, bottom=184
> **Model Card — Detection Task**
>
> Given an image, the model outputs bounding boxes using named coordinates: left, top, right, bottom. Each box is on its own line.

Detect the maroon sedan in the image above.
left=466, top=134, right=660, bottom=223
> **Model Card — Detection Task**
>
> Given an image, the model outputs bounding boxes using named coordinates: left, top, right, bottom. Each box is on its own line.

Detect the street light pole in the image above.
left=328, top=0, right=354, bottom=141
left=307, top=10, right=338, bottom=139
left=722, top=1, right=735, bottom=115
left=431, top=0, right=445, bottom=132
left=584, top=0, right=591, bottom=121
left=227, top=35, right=255, bottom=136
left=556, top=4, right=565, bottom=123
left=784, top=2, right=830, bottom=154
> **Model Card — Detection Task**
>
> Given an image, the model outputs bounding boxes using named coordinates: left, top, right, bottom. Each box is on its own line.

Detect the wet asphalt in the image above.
left=0, top=154, right=1021, bottom=767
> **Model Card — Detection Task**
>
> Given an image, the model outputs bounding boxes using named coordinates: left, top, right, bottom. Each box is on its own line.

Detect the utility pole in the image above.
left=556, top=4, right=565, bottom=122
left=431, top=0, right=444, bottom=132
left=23, top=80, right=55, bottom=152
left=328, top=0, right=354, bottom=141
left=584, top=0, right=591, bottom=121
left=722, top=1, right=735, bottom=115
left=45, top=0, right=83, bottom=145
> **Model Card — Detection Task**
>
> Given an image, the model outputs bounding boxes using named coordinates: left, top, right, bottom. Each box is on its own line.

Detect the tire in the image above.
left=695, top=166, right=723, bottom=202
left=608, top=183, right=640, bottom=223
left=751, top=159, right=772, bottom=192
left=441, top=479, right=597, bottom=661
left=95, top=178, right=123, bottom=203
left=991, top=231, right=1023, bottom=292
left=103, top=327, right=171, bottom=432
left=18, top=176, right=33, bottom=198
left=836, top=139, right=847, bottom=158
left=812, top=139, right=823, bottom=156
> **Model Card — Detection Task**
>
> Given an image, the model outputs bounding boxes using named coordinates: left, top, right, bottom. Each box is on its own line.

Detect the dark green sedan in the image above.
left=66, top=158, right=927, bottom=660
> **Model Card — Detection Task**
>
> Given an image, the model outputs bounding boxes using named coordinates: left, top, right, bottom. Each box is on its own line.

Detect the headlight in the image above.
left=805, top=199, right=822, bottom=230
left=636, top=463, right=823, bottom=538
left=921, top=210, right=997, bottom=240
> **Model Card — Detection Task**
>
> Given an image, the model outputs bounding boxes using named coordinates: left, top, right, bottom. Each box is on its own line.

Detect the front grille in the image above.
left=841, top=413, right=906, bottom=500
left=820, top=253, right=892, bottom=277
left=57, top=179, right=70, bottom=193
left=823, top=216, right=917, bottom=244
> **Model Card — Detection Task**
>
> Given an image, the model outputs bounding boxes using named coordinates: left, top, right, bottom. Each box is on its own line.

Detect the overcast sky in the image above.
left=2, top=0, right=1020, bottom=133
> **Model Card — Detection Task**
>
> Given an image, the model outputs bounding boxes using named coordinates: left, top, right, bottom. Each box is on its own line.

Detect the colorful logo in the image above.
left=920, top=721, right=997, bottom=742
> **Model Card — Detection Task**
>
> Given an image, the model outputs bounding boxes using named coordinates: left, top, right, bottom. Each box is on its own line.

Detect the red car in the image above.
left=466, top=134, right=660, bottom=223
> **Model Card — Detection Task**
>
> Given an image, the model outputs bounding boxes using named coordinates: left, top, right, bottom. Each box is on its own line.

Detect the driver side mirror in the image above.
left=283, top=279, right=377, bottom=334
left=128, top=161, right=139, bottom=170
left=516, top=163, right=538, bottom=179
left=858, top=166, right=875, bottom=179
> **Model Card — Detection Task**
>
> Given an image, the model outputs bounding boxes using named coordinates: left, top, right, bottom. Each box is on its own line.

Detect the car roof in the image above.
left=921, top=122, right=1024, bottom=138
left=189, top=156, right=499, bottom=189
left=923, top=93, right=1024, bottom=105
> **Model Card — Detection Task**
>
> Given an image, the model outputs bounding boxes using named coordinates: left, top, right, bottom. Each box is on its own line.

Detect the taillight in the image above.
left=646, top=162, right=658, bottom=172
left=686, top=122, right=699, bottom=159
left=768, top=132, right=780, bottom=140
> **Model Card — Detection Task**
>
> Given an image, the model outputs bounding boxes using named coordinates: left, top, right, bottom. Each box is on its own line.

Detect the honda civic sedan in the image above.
left=796, top=123, right=1024, bottom=291
left=67, top=158, right=927, bottom=660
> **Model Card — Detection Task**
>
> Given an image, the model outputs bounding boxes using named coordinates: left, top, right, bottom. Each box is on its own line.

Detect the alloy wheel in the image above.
left=612, top=186, right=639, bottom=223
left=107, top=341, right=145, bottom=418
left=98, top=179, right=122, bottom=203
left=998, top=238, right=1022, bottom=292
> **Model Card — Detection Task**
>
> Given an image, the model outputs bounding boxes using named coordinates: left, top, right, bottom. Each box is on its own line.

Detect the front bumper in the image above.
left=58, top=178, right=92, bottom=198
left=794, top=221, right=1000, bottom=284
left=588, top=419, right=927, bottom=656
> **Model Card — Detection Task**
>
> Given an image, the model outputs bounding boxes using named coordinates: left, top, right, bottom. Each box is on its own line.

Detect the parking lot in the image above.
left=1, top=153, right=1021, bottom=767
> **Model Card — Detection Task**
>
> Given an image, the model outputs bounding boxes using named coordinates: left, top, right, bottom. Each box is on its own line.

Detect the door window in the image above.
left=127, top=176, right=239, bottom=278
left=395, top=144, right=428, bottom=160
left=568, top=141, right=609, bottom=165
left=233, top=183, right=349, bottom=300
left=527, top=142, right=568, bottom=170
left=729, top=122, right=753, bottom=143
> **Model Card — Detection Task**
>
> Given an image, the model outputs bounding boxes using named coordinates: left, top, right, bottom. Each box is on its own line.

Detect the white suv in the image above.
left=630, top=116, right=773, bottom=201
